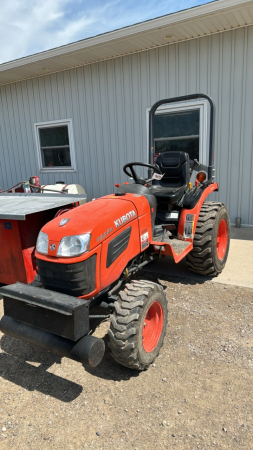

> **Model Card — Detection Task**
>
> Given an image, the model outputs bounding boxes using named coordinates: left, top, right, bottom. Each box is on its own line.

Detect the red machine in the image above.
left=0, top=193, right=86, bottom=285
left=0, top=94, right=230, bottom=371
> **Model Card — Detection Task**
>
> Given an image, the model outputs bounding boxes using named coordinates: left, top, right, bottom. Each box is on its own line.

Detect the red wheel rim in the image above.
left=216, top=218, right=228, bottom=260
left=142, top=301, right=164, bottom=353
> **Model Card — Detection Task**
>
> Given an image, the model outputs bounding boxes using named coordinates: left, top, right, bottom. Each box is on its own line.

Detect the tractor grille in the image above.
left=37, top=255, right=96, bottom=297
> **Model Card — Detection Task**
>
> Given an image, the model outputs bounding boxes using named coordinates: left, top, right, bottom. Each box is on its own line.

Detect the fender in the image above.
left=177, top=182, right=218, bottom=241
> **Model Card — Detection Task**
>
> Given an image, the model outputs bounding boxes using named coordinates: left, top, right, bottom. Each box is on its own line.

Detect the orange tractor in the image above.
left=0, top=94, right=230, bottom=370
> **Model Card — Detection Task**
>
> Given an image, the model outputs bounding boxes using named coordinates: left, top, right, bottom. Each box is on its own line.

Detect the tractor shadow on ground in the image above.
left=0, top=334, right=83, bottom=402
left=85, top=271, right=210, bottom=382
left=141, top=256, right=217, bottom=286
left=0, top=268, right=211, bottom=390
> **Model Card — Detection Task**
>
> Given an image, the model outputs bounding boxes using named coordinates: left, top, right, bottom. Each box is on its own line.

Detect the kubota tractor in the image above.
left=0, top=94, right=230, bottom=371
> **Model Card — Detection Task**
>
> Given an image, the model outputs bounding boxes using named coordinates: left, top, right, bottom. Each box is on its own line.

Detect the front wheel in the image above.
left=108, top=280, right=168, bottom=370
left=186, top=201, right=230, bottom=276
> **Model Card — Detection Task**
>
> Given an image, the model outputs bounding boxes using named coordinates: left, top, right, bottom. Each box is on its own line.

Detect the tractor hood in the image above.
left=38, top=195, right=139, bottom=255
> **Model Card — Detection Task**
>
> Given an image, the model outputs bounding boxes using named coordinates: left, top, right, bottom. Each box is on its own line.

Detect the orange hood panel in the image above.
left=40, top=194, right=144, bottom=251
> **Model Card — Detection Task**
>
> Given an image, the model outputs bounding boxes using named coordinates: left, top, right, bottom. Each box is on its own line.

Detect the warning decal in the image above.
left=152, top=173, right=164, bottom=181
left=141, top=231, right=149, bottom=250
left=183, top=214, right=195, bottom=239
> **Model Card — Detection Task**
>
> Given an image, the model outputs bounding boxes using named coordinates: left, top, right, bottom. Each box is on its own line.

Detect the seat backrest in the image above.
left=154, top=151, right=190, bottom=187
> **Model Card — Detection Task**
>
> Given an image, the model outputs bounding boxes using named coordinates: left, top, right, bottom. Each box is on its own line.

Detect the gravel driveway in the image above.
left=0, top=272, right=252, bottom=449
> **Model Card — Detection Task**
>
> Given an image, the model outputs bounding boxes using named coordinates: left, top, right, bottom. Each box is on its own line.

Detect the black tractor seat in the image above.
left=150, top=151, right=190, bottom=204
left=149, top=185, right=186, bottom=203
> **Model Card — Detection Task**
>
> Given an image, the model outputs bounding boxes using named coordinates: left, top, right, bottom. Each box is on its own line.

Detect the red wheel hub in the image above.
left=216, top=218, right=228, bottom=260
left=142, top=301, right=164, bottom=353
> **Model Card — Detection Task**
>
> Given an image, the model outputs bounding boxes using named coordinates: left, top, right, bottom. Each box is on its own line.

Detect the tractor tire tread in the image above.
left=115, top=327, right=137, bottom=340
left=117, top=313, right=140, bottom=325
left=120, top=300, right=145, bottom=310
left=108, top=280, right=167, bottom=370
left=186, top=201, right=230, bottom=277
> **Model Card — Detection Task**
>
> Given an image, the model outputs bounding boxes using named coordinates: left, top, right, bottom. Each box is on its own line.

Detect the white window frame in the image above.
left=146, top=100, right=209, bottom=166
left=34, top=118, right=76, bottom=173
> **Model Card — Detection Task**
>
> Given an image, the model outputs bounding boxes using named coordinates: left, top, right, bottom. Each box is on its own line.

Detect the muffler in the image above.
left=0, top=316, right=105, bottom=367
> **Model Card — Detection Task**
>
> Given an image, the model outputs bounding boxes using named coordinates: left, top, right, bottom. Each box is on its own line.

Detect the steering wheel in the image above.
left=123, top=162, right=162, bottom=185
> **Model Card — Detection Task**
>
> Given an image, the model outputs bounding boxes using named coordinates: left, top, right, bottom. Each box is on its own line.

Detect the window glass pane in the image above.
left=42, top=147, right=71, bottom=167
left=39, top=126, right=69, bottom=147
left=154, top=110, right=199, bottom=138
left=155, top=138, right=199, bottom=161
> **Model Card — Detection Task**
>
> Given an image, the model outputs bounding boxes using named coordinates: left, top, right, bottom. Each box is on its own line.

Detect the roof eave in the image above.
left=0, top=0, right=246, bottom=72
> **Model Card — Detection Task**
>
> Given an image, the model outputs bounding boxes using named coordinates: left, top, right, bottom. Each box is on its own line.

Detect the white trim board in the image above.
left=34, top=118, right=77, bottom=173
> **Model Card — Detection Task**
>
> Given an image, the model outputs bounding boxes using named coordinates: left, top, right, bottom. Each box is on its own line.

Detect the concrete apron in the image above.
left=144, top=226, right=253, bottom=289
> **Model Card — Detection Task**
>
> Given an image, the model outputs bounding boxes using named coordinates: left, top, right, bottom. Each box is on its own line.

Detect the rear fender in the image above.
left=178, top=182, right=218, bottom=241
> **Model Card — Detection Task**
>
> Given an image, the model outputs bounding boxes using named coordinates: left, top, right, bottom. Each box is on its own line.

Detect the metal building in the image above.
left=0, top=0, right=253, bottom=225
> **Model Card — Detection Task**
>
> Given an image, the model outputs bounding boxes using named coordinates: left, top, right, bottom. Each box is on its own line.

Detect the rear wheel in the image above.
left=108, top=280, right=167, bottom=370
left=186, top=201, right=230, bottom=276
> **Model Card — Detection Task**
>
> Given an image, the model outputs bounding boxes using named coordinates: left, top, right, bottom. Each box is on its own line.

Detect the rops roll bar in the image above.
left=148, top=93, right=215, bottom=181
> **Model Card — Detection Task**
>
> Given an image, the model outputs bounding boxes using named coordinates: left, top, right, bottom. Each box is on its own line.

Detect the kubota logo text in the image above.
left=114, top=210, right=136, bottom=228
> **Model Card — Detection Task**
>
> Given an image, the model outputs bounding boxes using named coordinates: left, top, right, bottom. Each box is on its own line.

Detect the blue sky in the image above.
left=0, top=0, right=213, bottom=64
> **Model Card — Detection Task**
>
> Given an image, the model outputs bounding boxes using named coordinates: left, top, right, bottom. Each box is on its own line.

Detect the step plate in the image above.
left=151, top=234, right=192, bottom=262
left=163, top=237, right=191, bottom=255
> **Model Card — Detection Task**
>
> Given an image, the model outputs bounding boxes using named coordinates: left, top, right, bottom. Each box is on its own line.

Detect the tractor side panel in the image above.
left=126, top=194, right=151, bottom=217
left=138, top=213, right=153, bottom=251
left=100, top=219, right=140, bottom=290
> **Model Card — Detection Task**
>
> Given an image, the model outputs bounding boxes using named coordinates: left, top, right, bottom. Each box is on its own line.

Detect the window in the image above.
left=146, top=100, right=209, bottom=165
left=34, top=119, right=76, bottom=172
left=154, top=109, right=199, bottom=160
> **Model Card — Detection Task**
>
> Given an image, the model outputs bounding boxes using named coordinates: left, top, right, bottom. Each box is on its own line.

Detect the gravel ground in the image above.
left=0, top=272, right=252, bottom=450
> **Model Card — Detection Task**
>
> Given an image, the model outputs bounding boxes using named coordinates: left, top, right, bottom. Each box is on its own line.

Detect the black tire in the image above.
left=108, top=280, right=168, bottom=370
left=186, top=201, right=230, bottom=276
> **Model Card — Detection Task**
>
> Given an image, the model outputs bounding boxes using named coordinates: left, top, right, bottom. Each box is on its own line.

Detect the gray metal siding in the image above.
left=0, top=26, right=252, bottom=225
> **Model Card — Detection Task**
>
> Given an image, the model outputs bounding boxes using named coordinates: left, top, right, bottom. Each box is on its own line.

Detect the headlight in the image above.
left=57, top=234, right=91, bottom=257
left=36, top=231, right=49, bottom=255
